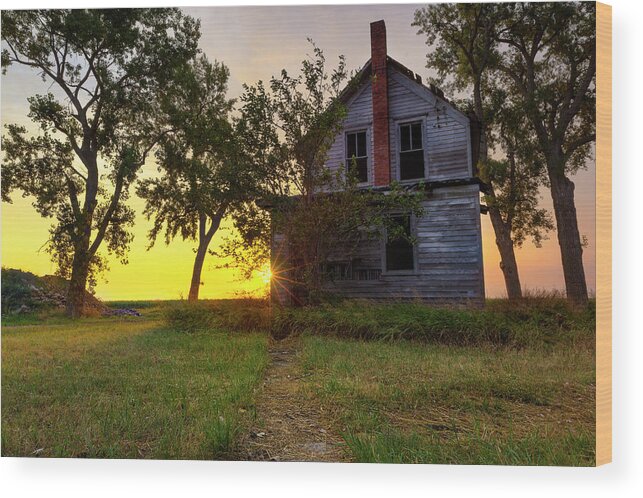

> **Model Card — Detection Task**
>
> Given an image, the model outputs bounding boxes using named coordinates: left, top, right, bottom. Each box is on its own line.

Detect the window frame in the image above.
left=344, top=127, right=370, bottom=185
left=381, top=213, right=419, bottom=275
left=396, top=118, right=428, bottom=182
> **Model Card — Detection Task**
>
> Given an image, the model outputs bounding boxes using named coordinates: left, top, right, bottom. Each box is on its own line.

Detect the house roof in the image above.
left=339, top=55, right=466, bottom=118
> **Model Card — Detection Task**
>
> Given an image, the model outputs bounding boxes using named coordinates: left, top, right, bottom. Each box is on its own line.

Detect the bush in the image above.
left=273, top=302, right=515, bottom=345
left=1, top=268, right=38, bottom=313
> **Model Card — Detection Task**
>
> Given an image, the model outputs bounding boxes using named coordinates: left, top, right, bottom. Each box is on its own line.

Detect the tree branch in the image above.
left=563, top=133, right=595, bottom=161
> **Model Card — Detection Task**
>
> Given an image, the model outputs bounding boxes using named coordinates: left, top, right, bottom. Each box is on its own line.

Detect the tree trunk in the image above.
left=547, top=161, right=588, bottom=306
left=188, top=239, right=209, bottom=302
left=66, top=228, right=92, bottom=318
left=187, top=210, right=224, bottom=302
left=472, top=96, right=523, bottom=300
left=488, top=202, right=523, bottom=299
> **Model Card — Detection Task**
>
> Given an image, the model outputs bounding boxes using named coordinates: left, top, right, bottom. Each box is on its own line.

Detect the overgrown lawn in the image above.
left=298, top=335, right=595, bottom=465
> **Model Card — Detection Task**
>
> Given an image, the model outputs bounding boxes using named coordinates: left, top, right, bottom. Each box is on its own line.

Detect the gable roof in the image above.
left=339, top=56, right=470, bottom=124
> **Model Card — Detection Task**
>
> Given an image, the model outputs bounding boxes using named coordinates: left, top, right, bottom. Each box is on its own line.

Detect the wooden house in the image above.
left=271, top=20, right=485, bottom=306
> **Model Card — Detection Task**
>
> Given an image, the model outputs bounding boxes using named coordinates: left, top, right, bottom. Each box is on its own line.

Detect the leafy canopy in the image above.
left=1, top=9, right=200, bottom=288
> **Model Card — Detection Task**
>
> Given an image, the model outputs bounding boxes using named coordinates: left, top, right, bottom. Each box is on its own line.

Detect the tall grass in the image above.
left=163, top=295, right=595, bottom=348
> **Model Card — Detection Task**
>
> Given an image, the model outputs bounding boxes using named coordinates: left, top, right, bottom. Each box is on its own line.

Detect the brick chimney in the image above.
left=370, top=20, right=390, bottom=186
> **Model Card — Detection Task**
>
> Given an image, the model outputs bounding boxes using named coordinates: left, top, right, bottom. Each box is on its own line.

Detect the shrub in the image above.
left=164, top=302, right=217, bottom=333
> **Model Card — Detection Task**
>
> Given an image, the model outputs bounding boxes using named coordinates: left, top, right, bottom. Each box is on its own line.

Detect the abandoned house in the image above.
left=270, top=20, right=486, bottom=305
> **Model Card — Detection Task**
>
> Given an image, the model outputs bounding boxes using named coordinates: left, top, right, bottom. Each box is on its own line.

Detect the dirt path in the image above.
left=239, top=337, right=349, bottom=462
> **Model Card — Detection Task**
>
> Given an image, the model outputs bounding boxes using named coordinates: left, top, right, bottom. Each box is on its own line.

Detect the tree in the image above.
left=493, top=2, right=595, bottom=305
left=137, top=55, right=248, bottom=301
left=220, top=42, right=424, bottom=302
left=413, top=3, right=527, bottom=298
left=1, top=9, right=200, bottom=316
left=414, top=2, right=594, bottom=304
left=481, top=97, right=554, bottom=253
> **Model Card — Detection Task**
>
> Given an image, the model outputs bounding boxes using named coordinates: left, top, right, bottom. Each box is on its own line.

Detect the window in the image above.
left=385, top=215, right=415, bottom=272
left=322, top=262, right=382, bottom=281
left=346, top=130, right=368, bottom=183
left=399, top=122, right=424, bottom=180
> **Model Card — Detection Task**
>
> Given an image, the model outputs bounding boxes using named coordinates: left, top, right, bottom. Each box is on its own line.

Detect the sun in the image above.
left=260, top=265, right=272, bottom=284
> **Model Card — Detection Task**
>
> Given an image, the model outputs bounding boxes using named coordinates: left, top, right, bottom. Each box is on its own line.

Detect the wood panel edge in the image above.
left=595, top=0, right=612, bottom=467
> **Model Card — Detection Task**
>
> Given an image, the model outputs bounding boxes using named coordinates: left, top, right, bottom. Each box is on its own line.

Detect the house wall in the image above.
left=325, top=81, right=374, bottom=183
left=324, top=66, right=472, bottom=185
left=319, top=184, right=484, bottom=304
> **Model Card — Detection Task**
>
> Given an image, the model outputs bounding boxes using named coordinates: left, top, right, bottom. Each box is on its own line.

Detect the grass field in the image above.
left=1, top=298, right=595, bottom=464
left=1, top=306, right=268, bottom=459
left=298, top=336, right=595, bottom=465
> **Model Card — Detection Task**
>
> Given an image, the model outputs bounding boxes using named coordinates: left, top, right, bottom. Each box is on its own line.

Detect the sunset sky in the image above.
left=0, top=3, right=596, bottom=300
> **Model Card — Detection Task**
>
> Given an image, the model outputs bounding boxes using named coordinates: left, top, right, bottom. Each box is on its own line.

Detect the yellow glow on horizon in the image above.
left=1, top=193, right=267, bottom=301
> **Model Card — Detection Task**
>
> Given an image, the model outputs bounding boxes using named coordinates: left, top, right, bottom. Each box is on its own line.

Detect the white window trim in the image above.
left=395, top=117, right=429, bottom=183
left=343, top=126, right=372, bottom=186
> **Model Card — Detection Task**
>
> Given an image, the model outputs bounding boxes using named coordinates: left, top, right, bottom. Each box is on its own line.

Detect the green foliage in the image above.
left=203, top=412, right=241, bottom=458
left=493, top=2, right=596, bottom=175
left=137, top=55, right=240, bottom=248
left=1, top=9, right=201, bottom=311
left=413, top=3, right=501, bottom=100
left=164, top=299, right=271, bottom=334
left=1, top=268, right=41, bottom=313
left=479, top=101, right=554, bottom=248
left=413, top=3, right=554, bottom=250
left=161, top=296, right=594, bottom=349
left=1, top=268, right=105, bottom=320
left=218, top=41, right=350, bottom=282
left=275, top=299, right=593, bottom=348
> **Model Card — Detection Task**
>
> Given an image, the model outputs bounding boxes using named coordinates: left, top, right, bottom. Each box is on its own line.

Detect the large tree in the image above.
left=1, top=9, right=200, bottom=316
left=137, top=55, right=250, bottom=301
left=481, top=95, right=554, bottom=255
left=494, top=2, right=595, bottom=305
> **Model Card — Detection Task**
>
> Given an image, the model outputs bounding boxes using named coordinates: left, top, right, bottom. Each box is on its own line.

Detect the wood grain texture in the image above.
left=596, top=1, right=612, bottom=466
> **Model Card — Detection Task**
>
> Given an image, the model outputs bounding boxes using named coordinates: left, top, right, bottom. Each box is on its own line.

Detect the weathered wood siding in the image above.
left=388, top=69, right=472, bottom=181
left=325, top=81, right=374, bottom=183
left=270, top=232, right=292, bottom=305
left=319, top=184, right=484, bottom=304
left=324, top=66, right=472, bottom=183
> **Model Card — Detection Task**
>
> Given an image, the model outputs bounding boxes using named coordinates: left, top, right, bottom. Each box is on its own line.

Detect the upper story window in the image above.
left=399, top=122, right=425, bottom=181
left=346, top=130, right=368, bottom=183
left=385, top=215, right=415, bottom=272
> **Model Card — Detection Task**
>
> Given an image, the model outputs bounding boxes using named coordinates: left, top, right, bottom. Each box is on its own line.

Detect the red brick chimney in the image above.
left=370, top=20, right=390, bottom=186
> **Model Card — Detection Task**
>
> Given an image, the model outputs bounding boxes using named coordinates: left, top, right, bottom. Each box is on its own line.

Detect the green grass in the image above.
left=1, top=312, right=268, bottom=459
left=162, top=296, right=594, bottom=349
left=2, top=297, right=595, bottom=464
left=297, top=335, right=596, bottom=466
